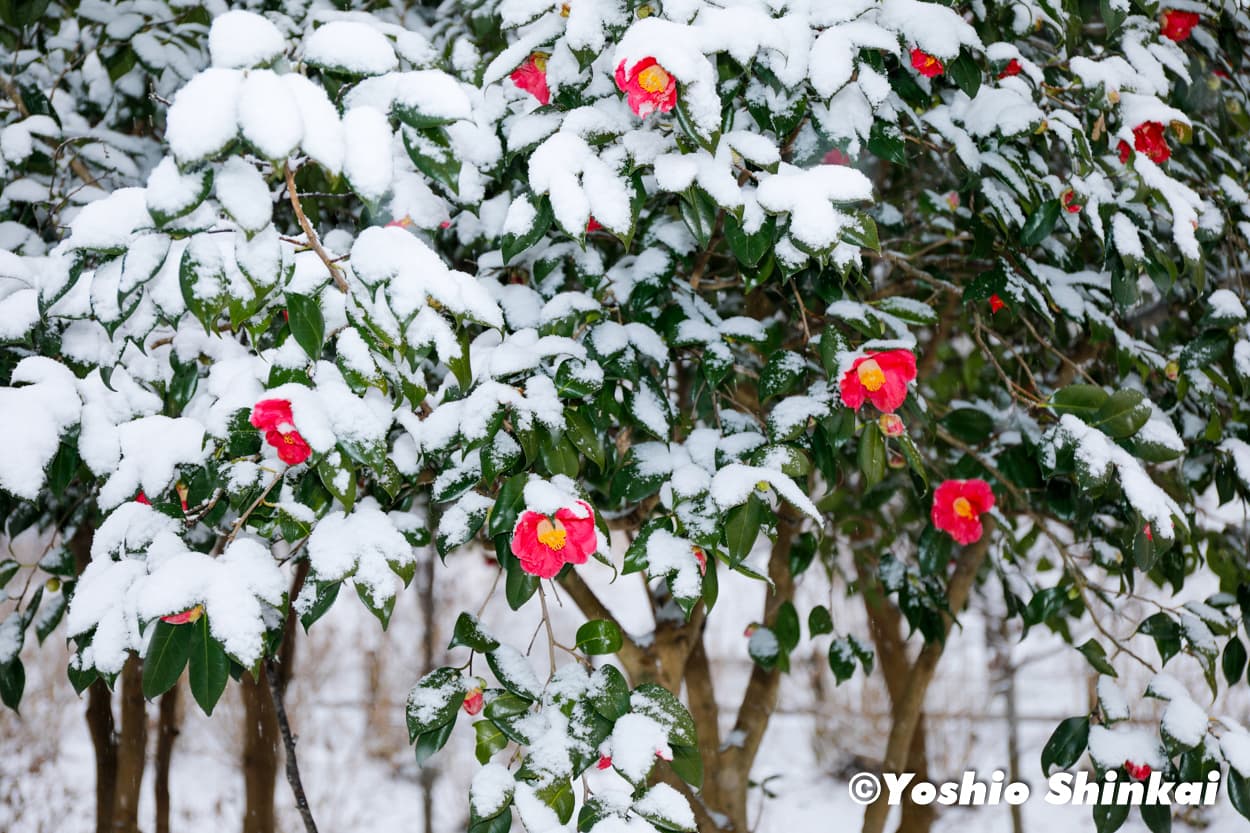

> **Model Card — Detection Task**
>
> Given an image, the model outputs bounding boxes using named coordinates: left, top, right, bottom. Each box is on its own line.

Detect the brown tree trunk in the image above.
left=113, top=655, right=148, bottom=833
left=860, top=558, right=935, bottom=833
left=860, top=519, right=995, bottom=833
left=242, top=559, right=309, bottom=833
left=154, top=685, right=181, bottom=833
left=86, top=679, right=118, bottom=833
left=241, top=670, right=280, bottom=833
left=70, top=521, right=120, bottom=833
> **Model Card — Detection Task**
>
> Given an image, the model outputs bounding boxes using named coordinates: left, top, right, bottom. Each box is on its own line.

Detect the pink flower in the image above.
left=615, top=57, right=677, bottom=118
left=839, top=350, right=918, bottom=413
left=932, top=479, right=995, bottom=545
left=251, top=398, right=295, bottom=432
left=161, top=605, right=204, bottom=625
left=1125, top=760, right=1152, bottom=781
left=1133, top=121, right=1171, bottom=164
left=989, top=294, right=1006, bottom=314
left=510, top=500, right=597, bottom=579
left=510, top=53, right=550, bottom=104
left=1160, top=9, right=1200, bottom=42
left=463, top=687, right=484, bottom=715
left=910, top=48, right=944, bottom=78
left=998, top=59, right=1022, bottom=79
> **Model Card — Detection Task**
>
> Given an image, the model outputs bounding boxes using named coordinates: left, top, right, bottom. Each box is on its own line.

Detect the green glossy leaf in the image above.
left=575, top=620, right=623, bottom=655
left=1077, top=639, right=1118, bottom=677
left=1041, top=716, right=1089, bottom=774
left=188, top=615, right=228, bottom=715
left=142, top=620, right=191, bottom=700
left=1020, top=198, right=1062, bottom=246
left=285, top=292, right=325, bottom=360
left=808, top=605, right=834, bottom=637
left=450, top=612, right=501, bottom=652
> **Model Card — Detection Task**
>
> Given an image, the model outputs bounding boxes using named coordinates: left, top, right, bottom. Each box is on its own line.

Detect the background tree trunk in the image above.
left=155, top=685, right=181, bottom=833
left=85, top=679, right=118, bottom=833
left=241, top=671, right=279, bottom=833
left=70, top=521, right=120, bottom=833
left=113, top=655, right=148, bottom=833
left=241, top=561, right=308, bottom=833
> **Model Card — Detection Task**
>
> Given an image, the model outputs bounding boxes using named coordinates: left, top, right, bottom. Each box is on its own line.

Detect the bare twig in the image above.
left=284, top=161, right=349, bottom=293
left=264, top=660, right=319, bottom=833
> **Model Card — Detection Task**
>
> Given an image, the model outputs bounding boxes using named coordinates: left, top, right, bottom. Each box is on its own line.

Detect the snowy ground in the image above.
left=3, top=538, right=1250, bottom=833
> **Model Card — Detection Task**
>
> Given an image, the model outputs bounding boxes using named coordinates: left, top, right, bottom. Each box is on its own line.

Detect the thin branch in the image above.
left=283, top=161, right=349, bottom=293
left=538, top=582, right=557, bottom=678
left=264, top=660, right=319, bottom=833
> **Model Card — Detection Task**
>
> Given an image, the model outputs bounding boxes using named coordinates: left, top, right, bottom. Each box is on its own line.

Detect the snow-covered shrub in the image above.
left=2, top=1, right=1250, bottom=832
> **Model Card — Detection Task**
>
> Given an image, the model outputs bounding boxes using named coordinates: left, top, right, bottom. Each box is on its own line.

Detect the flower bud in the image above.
left=1165, top=361, right=1180, bottom=381
left=45, top=578, right=61, bottom=593
left=878, top=414, right=905, bottom=438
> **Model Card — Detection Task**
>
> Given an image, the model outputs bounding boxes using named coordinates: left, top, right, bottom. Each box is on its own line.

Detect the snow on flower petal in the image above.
left=511, top=53, right=551, bottom=105
left=839, top=349, right=917, bottom=413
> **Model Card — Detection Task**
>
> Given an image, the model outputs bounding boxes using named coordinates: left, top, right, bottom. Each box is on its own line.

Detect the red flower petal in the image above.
left=616, top=57, right=678, bottom=117
left=997, top=59, right=1022, bottom=79
left=251, top=398, right=294, bottom=432
left=511, top=53, right=551, bottom=105
left=1160, top=9, right=1200, bottom=42
left=910, top=48, right=944, bottom=78
left=932, top=479, right=995, bottom=544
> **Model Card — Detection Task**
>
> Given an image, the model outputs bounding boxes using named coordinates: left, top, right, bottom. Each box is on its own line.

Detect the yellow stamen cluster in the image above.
left=953, top=497, right=975, bottom=519
left=637, top=64, right=671, bottom=94
left=536, top=518, right=567, bottom=550
left=857, top=359, right=886, bottom=392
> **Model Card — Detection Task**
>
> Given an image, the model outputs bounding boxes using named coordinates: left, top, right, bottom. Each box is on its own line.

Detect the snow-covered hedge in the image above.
left=3, top=1, right=1250, bottom=832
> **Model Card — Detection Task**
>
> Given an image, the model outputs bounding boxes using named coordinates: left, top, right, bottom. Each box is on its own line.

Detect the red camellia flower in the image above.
left=1061, top=189, right=1082, bottom=213
left=692, top=546, right=707, bottom=576
left=823, top=147, right=850, bottom=166
left=615, top=57, right=677, bottom=117
left=1117, top=140, right=1133, bottom=164
left=1125, top=760, right=1152, bottom=781
left=161, top=604, right=204, bottom=625
left=586, top=217, right=603, bottom=233
left=510, top=53, right=550, bottom=104
left=1160, top=9, right=1200, bottom=42
left=463, top=686, right=484, bottom=715
left=511, top=500, right=597, bottom=578
left=1143, top=523, right=1153, bottom=541
left=840, top=349, right=918, bottom=413
left=135, top=491, right=151, bottom=505
left=932, top=479, right=995, bottom=545
left=1132, top=121, right=1171, bottom=163
left=596, top=754, right=613, bottom=770
left=250, top=398, right=313, bottom=466
left=989, top=294, right=1006, bottom=314
left=998, top=58, right=1023, bottom=79
left=910, top=48, right=944, bottom=78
